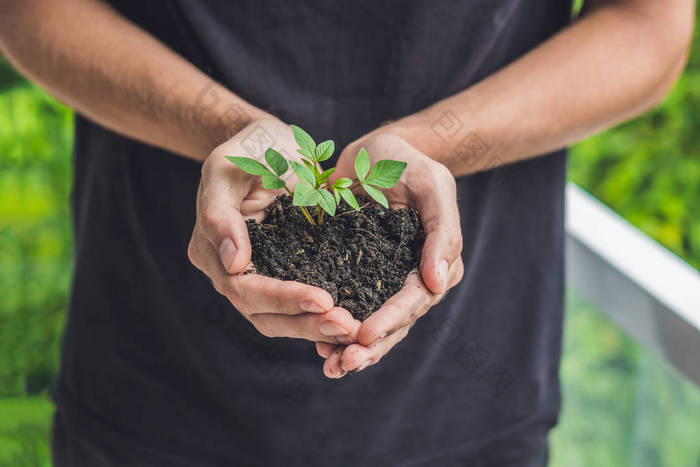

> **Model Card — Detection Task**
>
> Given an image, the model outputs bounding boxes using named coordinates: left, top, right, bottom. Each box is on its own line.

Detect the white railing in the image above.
left=565, top=183, right=700, bottom=387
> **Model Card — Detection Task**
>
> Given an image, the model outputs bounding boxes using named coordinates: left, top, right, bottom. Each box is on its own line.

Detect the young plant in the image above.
left=225, top=125, right=406, bottom=225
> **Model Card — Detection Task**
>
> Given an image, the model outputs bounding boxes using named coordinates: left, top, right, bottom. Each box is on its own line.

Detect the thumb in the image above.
left=416, top=170, right=462, bottom=295
left=196, top=180, right=253, bottom=275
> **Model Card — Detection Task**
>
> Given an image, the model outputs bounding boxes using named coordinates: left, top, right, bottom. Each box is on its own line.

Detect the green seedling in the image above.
left=226, top=125, right=407, bottom=225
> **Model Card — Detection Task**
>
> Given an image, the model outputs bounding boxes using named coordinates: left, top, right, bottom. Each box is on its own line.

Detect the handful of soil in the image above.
left=246, top=195, right=423, bottom=320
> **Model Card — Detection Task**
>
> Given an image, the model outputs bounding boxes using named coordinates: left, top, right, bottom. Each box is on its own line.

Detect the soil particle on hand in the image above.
left=246, top=195, right=423, bottom=320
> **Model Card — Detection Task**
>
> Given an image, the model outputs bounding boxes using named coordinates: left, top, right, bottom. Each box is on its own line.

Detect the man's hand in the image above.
left=316, top=133, right=464, bottom=377
left=188, top=119, right=361, bottom=344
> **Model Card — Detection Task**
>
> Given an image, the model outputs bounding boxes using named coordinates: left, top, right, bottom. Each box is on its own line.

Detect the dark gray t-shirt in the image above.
left=53, top=1, right=571, bottom=465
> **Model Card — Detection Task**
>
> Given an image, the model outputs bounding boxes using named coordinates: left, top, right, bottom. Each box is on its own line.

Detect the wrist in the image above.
left=384, top=104, right=489, bottom=177
left=206, top=106, right=273, bottom=152
left=195, top=79, right=275, bottom=159
left=382, top=108, right=452, bottom=163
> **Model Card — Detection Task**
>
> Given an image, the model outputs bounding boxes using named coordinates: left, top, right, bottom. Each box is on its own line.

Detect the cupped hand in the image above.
left=188, top=119, right=361, bottom=344
left=317, top=132, right=464, bottom=377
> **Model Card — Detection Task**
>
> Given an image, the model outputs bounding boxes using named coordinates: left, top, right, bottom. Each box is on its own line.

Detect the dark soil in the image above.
left=246, top=195, right=423, bottom=321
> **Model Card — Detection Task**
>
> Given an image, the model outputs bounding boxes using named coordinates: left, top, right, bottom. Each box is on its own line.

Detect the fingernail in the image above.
left=438, top=259, right=449, bottom=289
left=320, top=321, right=349, bottom=337
left=218, top=237, right=237, bottom=272
left=336, top=335, right=353, bottom=345
left=300, top=301, right=325, bottom=313
left=356, top=360, right=372, bottom=372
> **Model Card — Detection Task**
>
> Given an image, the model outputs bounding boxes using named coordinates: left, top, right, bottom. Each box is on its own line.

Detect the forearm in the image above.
left=0, top=0, right=269, bottom=161
left=389, top=0, right=694, bottom=176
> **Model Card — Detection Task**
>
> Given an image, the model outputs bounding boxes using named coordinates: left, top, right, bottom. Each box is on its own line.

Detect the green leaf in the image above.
left=319, top=167, right=336, bottom=182
left=365, top=160, right=407, bottom=188
left=297, top=148, right=316, bottom=161
left=265, top=148, right=288, bottom=176
left=225, top=156, right=271, bottom=176
left=339, top=187, right=360, bottom=210
left=290, top=125, right=316, bottom=158
left=301, top=158, right=319, bottom=176
left=316, top=140, right=335, bottom=162
left=354, top=148, right=370, bottom=181
left=293, top=182, right=319, bottom=206
left=302, top=158, right=321, bottom=179
left=261, top=172, right=286, bottom=189
left=305, top=190, right=323, bottom=206
left=317, top=189, right=336, bottom=216
left=362, top=183, right=389, bottom=208
left=290, top=160, right=316, bottom=186
left=332, top=187, right=341, bottom=204
left=332, top=177, right=353, bottom=189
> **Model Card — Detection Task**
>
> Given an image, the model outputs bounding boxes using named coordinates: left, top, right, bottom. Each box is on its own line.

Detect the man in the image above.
left=0, top=0, right=693, bottom=465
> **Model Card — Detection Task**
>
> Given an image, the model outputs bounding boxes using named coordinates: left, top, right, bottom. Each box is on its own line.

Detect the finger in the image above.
left=190, top=230, right=333, bottom=315
left=316, top=342, right=335, bottom=358
left=231, top=272, right=335, bottom=316
left=415, top=164, right=462, bottom=294
left=188, top=227, right=217, bottom=273
left=449, top=256, right=465, bottom=289
left=196, top=167, right=253, bottom=274
left=339, top=325, right=411, bottom=373
left=323, top=346, right=346, bottom=379
left=240, top=194, right=277, bottom=222
left=356, top=270, right=433, bottom=346
left=249, top=307, right=361, bottom=343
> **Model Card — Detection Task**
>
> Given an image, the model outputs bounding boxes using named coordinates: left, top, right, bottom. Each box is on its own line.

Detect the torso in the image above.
left=55, top=1, right=571, bottom=465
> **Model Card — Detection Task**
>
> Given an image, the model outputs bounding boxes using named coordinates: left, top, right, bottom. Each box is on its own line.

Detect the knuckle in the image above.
left=436, top=167, right=457, bottom=196
left=436, top=161, right=453, bottom=179
left=212, top=279, right=229, bottom=297
left=201, top=155, right=217, bottom=178
left=249, top=315, right=279, bottom=338
left=256, top=324, right=278, bottom=339
left=364, top=322, right=387, bottom=342
left=226, top=278, right=244, bottom=299
left=223, top=280, right=236, bottom=297
left=451, top=258, right=465, bottom=285
left=423, top=218, right=441, bottom=234
left=212, top=277, right=237, bottom=300
left=448, top=234, right=463, bottom=255
left=453, top=265, right=465, bottom=286
left=187, top=239, right=200, bottom=268
left=200, top=207, right=221, bottom=231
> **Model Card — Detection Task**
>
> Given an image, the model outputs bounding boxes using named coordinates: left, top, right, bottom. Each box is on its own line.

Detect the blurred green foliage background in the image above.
left=0, top=59, right=73, bottom=466
left=1, top=8, right=700, bottom=465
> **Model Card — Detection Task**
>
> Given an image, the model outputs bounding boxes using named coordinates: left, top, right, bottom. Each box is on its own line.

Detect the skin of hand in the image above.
left=316, top=133, right=465, bottom=378
left=188, top=118, right=362, bottom=344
